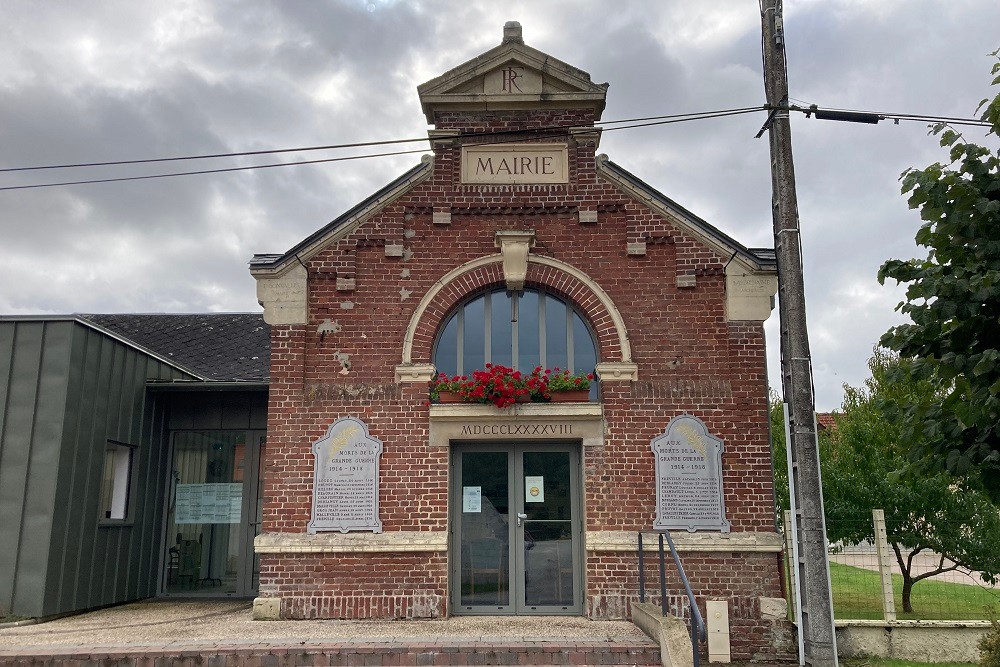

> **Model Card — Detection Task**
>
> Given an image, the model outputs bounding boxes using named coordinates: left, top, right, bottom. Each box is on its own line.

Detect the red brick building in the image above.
left=250, top=23, right=788, bottom=659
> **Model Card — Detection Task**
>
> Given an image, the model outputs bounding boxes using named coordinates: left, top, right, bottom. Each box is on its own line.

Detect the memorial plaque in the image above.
left=308, top=416, right=383, bottom=534
left=651, top=414, right=730, bottom=533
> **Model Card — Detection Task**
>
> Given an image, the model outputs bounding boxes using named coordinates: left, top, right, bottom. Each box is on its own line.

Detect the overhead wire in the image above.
left=0, top=107, right=768, bottom=192
left=0, top=103, right=991, bottom=192
left=0, top=106, right=767, bottom=174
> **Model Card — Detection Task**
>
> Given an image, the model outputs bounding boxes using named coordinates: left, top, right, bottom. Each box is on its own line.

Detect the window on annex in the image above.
left=100, top=440, right=135, bottom=521
left=433, top=288, right=599, bottom=398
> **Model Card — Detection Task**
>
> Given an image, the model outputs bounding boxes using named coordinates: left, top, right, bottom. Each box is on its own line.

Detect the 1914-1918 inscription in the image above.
left=651, top=414, right=730, bottom=533
left=308, top=416, right=383, bottom=534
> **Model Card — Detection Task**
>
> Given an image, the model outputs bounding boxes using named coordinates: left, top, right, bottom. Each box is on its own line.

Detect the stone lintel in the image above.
left=585, top=530, right=783, bottom=553
left=255, top=531, right=447, bottom=554
left=595, top=361, right=639, bottom=382
left=395, top=363, right=436, bottom=383
left=429, top=402, right=604, bottom=450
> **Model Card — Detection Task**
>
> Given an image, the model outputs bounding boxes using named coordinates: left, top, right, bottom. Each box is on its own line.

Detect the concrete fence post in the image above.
left=872, top=509, right=897, bottom=621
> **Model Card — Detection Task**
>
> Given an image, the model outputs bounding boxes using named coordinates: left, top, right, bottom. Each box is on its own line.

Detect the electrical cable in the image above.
left=0, top=149, right=429, bottom=192
left=0, top=108, right=771, bottom=191
left=0, top=106, right=768, bottom=174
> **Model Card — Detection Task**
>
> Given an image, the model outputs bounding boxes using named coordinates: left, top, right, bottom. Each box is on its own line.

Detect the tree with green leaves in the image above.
left=823, top=349, right=1000, bottom=613
left=877, top=50, right=1000, bottom=499
left=771, top=349, right=1000, bottom=613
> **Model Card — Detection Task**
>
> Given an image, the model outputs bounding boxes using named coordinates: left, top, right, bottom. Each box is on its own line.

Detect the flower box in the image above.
left=436, top=390, right=464, bottom=403
left=547, top=389, right=591, bottom=402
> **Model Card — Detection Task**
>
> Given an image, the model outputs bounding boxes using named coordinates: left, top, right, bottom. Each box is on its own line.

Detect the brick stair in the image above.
left=0, top=638, right=661, bottom=666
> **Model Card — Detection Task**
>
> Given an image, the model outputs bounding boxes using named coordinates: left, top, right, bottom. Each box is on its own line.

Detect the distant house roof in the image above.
left=82, top=313, right=269, bottom=382
left=816, top=412, right=838, bottom=431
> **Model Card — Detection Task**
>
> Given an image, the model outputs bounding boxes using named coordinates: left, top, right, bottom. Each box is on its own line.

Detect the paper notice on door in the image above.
left=462, top=486, right=482, bottom=512
left=525, top=476, right=545, bottom=503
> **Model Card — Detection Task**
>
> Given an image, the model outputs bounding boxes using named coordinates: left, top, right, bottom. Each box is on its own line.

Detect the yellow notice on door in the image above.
left=525, top=476, right=544, bottom=503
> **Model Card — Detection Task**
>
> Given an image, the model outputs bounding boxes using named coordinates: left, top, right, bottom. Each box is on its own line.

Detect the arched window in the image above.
left=433, top=288, right=598, bottom=382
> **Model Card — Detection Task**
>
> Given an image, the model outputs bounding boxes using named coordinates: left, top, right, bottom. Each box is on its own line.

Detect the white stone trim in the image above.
left=401, top=254, right=635, bottom=368
left=256, top=263, right=308, bottom=325
left=585, top=530, right=783, bottom=553
left=725, top=265, right=778, bottom=322
left=395, top=363, right=437, bottom=383
left=595, top=362, right=638, bottom=382
left=255, top=531, right=448, bottom=554
left=495, top=230, right=536, bottom=290
left=528, top=255, right=635, bottom=364
left=402, top=255, right=502, bottom=364
left=429, top=403, right=604, bottom=449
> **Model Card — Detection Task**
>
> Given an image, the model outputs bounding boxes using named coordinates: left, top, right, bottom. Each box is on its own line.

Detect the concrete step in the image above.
left=0, top=639, right=662, bottom=666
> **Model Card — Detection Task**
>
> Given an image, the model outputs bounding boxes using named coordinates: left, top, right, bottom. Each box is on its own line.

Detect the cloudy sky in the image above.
left=1, top=1, right=997, bottom=410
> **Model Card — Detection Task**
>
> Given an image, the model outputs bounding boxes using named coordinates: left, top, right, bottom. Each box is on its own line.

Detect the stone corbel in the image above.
left=494, top=231, right=536, bottom=291
left=725, top=265, right=778, bottom=322
left=595, top=361, right=639, bottom=382
left=395, top=363, right=436, bottom=383
left=255, top=263, right=307, bottom=325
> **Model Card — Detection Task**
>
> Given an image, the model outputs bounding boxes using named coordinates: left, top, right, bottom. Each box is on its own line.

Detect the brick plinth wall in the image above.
left=589, top=552, right=797, bottom=662
left=260, top=553, right=447, bottom=619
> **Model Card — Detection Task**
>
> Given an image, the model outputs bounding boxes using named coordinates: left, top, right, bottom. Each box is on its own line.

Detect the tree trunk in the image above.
left=901, top=572, right=914, bottom=613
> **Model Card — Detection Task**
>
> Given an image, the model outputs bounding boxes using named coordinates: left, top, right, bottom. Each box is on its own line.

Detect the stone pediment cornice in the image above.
left=417, top=23, right=608, bottom=123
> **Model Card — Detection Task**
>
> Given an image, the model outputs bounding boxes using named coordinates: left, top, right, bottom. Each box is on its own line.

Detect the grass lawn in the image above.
left=842, top=658, right=978, bottom=667
left=830, top=561, right=1000, bottom=620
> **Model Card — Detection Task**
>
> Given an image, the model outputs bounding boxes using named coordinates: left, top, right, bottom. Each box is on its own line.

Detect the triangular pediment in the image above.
left=418, top=23, right=608, bottom=123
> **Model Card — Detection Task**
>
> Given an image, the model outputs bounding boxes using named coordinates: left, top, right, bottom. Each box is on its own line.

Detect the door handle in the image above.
left=516, top=513, right=528, bottom=526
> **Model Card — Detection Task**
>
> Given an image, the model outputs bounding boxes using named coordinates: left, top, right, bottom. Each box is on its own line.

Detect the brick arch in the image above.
left=402, top=254, right=633, bottom=366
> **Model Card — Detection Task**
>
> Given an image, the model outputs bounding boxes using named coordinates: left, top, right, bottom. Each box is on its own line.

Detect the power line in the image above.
left=0, top=108, right=770, bottom=192
left=0, top=103, right=990, bottom=192
left=0, top=106, right=767, bottom=174
left=0, top=149, right=428, bottom=192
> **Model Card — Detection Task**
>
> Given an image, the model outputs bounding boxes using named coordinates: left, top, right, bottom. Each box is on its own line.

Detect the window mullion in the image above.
left=511, top=292, right=519, bottom=371
left=484, top=292, right=492, bottom=365
left=457, top=309, right=464, bottom=375
left=539, top=294, right=547, bottom=370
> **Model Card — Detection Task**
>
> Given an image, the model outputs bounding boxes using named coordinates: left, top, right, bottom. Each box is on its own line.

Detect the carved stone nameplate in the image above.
left=652, top=414, right=730, bottom=533
left=461, top=144, right=568, bottom=184
left=308, top=417, right=383, bottom=534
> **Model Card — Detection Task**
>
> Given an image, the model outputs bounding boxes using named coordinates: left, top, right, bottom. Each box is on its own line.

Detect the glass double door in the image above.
left=162, top=430, right=265, bottom=597
left=452, top=444, right=582, bottom=614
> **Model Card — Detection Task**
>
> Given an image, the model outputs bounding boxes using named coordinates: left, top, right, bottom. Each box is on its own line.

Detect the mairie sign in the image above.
left=461, top=143, right=568, bottom=184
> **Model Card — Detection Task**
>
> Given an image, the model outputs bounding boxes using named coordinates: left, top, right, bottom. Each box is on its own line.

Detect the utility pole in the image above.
left=759, top=2, right=838, bottom=666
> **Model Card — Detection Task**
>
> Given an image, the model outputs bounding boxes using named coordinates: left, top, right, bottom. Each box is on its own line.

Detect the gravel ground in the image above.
left=0, top=600, right=648, bottom=649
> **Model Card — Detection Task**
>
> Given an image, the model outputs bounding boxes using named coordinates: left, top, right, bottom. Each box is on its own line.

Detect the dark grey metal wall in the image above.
left=0, top=320, right=190, bottom=618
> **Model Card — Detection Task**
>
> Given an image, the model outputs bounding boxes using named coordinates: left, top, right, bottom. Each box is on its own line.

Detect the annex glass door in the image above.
left=163, top=430, right=264, bottom=597
left=452, top=444, right=582, bottom=615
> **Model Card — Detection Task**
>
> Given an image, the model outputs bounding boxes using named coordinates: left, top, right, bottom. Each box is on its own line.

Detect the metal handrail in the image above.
left=637, top=531, right=707, bottom=667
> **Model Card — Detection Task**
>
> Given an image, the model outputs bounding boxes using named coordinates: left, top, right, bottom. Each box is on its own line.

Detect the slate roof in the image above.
left=83, top=313, right=270, bottom=382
